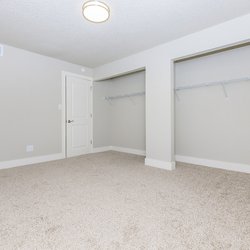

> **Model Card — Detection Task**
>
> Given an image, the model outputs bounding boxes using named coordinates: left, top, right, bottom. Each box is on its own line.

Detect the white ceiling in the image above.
left=0, top=0, right=250, bottom=67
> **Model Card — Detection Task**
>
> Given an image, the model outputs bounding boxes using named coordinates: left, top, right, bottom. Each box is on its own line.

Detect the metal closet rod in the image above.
left=104, top=91, right=145, bottom=101
left=175, top=76, right=250, bottom=91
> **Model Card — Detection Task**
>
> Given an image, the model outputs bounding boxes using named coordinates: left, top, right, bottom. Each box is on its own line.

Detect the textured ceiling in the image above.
left=0, top=0, right=250, bottom=67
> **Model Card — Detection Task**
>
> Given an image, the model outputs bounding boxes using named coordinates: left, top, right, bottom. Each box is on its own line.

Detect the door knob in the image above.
left=68, top=120, right=74, bottom=123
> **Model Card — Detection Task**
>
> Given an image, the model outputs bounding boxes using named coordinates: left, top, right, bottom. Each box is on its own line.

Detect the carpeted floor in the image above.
left=0, top=151, right=249, bottom=250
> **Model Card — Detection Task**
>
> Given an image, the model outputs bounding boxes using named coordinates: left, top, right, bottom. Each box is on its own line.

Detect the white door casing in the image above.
left=65, top=74, right=92, bottom=157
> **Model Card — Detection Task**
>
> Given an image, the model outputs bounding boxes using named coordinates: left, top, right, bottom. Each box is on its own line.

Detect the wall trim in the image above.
left=0, top=146, right=145, bottom=171
left=175, top=155, right=250, bottom=174
left=92, top=146, right=146, bottom=156
left=92, top=146, right=113, bottom=153
left=0, top=153, right=64, bottom=171
left=111, top=146, right=146, bottom=156
left=145, top=158, right=176, bottom=171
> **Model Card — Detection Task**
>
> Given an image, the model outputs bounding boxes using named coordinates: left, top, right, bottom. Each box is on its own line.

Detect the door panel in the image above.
left=66, top=75, right=91, bottom=157
left=72, top=124, right=88, bottom=148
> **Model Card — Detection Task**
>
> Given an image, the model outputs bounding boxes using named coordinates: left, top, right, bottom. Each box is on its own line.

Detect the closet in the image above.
left=174, top=44, right=250, bottom=166
left=93, top=70, right=146, bottom=155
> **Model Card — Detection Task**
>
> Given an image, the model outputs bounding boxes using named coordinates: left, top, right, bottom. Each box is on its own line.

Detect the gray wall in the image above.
left=93, top=71, right=145, bottom=151
left=0, top=44, right=92, bottom=162
left=175, top=45, right=250, bottom=164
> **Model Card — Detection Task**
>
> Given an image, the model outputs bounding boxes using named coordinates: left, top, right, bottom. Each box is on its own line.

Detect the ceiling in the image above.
left=0, top=0, right=250, bottom=67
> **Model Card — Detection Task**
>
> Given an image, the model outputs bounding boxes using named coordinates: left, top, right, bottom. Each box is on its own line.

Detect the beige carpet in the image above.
left=0, top=152, right=249, bottom=250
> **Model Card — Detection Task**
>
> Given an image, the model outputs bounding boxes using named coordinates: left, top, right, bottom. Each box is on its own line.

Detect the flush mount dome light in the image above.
left=82, top=1, right=110, bottom=23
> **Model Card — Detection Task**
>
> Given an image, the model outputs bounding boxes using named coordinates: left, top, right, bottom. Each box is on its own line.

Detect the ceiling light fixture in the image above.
left=82, top=1, right=110, bottom=23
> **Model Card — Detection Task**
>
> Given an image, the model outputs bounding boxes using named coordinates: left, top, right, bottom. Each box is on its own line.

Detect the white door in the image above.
left=66, top=75, right=92, bottom=157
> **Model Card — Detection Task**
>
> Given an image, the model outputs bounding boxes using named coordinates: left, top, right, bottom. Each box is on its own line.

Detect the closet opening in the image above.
left=93, top=70, right=146, bottom=157
left=174, top=43, right=250, bottom=171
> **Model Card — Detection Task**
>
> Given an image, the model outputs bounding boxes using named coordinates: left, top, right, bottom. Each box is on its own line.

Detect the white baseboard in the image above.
left=0, top=153, right=65, bottom=170
left=111, top=146, right=146, bottom=156
left=92, top=146, right=112, bottom=153
left=92, top=146, right=146, bottom=156
left=175, top=155, right=250, bottom=174
left=145, top=158, right=176, bottom=171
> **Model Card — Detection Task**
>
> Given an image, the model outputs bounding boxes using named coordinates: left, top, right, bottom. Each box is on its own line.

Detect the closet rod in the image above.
left=175, top=76, right=250, bottom=91
left=104, top=91, right=145, bottom=101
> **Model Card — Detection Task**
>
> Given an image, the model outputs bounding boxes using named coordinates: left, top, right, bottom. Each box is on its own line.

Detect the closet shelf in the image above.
left=175, top=76, right=250, bottom=91
left=104, top=91, right=145, bottom=101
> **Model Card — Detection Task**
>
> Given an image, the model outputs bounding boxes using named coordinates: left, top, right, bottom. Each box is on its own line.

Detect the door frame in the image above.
left=61, top=71, right=93, bottom=158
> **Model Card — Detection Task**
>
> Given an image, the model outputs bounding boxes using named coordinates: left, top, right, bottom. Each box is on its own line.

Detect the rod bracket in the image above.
left=221, top=83, right=228, bottom=98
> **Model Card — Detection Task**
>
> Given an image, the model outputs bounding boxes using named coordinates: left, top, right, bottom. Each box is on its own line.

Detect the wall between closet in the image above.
left=93, top=71, right=145, bottom=152
left=175, top=45, right=250, bottom=165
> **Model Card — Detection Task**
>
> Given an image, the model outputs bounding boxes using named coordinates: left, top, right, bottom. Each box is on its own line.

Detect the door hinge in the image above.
left=90, top=113, right=93, bottom=118
left=90, top=140, right=93, bottom=144
left=90, top=86, right=93, bottom=91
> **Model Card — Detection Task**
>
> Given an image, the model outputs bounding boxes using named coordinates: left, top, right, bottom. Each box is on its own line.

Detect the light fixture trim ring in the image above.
left=82, top=0, right=110, bottom=23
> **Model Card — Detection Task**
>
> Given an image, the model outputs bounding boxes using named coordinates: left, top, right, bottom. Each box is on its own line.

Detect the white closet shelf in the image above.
left=175, top=76, right=250, bottom=91
left=104, top=91, right=145, bottom=101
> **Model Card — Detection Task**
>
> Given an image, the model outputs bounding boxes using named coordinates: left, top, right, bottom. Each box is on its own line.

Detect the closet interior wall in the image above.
left=175, top=45, right=250, bottom=165
left=93, top=71, right=145, bottom=152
